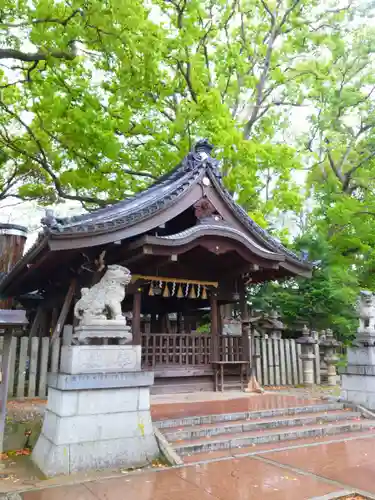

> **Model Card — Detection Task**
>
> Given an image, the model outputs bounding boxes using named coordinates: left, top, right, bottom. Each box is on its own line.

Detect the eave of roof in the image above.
left=140, top=224, right=286, bottom=262
left=0, top=235, right=48, bottom=296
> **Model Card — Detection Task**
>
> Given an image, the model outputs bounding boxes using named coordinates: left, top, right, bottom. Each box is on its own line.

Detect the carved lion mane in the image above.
left=74, top=265, right=131, bottom=325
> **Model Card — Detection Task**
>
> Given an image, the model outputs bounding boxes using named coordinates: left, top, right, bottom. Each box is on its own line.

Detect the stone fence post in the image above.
left=319, top=328, right=340, bottom=386
left=297, top=325, right=318, bottom=386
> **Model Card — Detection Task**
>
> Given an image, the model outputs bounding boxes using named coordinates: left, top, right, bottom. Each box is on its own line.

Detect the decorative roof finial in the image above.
left=194, top=139, right=214, bottom=158
left=41, top=209, right=57, bottom=228
left=41, top=209, right=63, bottom=232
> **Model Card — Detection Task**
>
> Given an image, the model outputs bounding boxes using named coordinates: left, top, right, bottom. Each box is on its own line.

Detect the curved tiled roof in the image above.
left=39, top=140, right=308, bottom=268
left=45, top=148, right=209, bottom=237
left=0, top=140, right=310, bottom=296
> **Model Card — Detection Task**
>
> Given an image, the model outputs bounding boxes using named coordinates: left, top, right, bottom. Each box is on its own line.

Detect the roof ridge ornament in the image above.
left=41, top=209, right=64, bottom=233
left=194, top=139, right=214, bottom=158
left=181, top=140, right=215, bottom=172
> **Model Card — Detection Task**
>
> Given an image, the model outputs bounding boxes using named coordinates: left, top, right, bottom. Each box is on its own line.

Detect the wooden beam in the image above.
left=210, top=292, right=219, bottom=362
left=28, top=306, right=44, bottom=340
left=132, top=291, right=142, bottom=345
left=51, top=279, right=76, bottom=346
left=121, top=252, right=147, bottom=266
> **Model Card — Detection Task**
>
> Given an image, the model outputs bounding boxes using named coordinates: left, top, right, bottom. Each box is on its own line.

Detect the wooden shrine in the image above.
left=0, top=141, right=311, bottom=393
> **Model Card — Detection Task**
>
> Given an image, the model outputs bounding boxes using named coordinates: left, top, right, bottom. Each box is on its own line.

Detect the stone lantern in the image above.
left=268, top=310, right=284, bottom=340
left=319, top=328, right=340, bottom=386
left=297, top=325, right=318, bottom=387
left=254, top=310, right=284, bottom=339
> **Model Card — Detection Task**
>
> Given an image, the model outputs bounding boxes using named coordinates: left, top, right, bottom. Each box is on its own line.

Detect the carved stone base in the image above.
left=32, top=372, right=158, bottom=476
left=60, top=345, right=141, bottom=375
left=73, top=322, right=132, bottom=345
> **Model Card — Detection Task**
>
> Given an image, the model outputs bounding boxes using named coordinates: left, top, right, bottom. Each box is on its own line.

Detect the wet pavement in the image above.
left=5, top=392, right=375, bottom=499
left=151, top=393, right=320, bottom=421
left=20, top=457, right=339, bottom=500
left=14, top=433, right=375, bottom=499
left=265, top=435, right=375, bottom=494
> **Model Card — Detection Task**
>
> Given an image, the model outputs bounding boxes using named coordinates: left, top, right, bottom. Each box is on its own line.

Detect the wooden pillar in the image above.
left=132, top=291, right=142, bottom=345
left=241, top=281, right=264, bottom=393
left=0, top=328, right=12, bottom=452
left=149, top=314, right=155, bottom=333
left=240, top=285, right=250, bottom=362
left=210, top=291, right=219, bottom=362
left=218, top=306, right=223, bottom=338
left=177, top=312, right=182, bottom=333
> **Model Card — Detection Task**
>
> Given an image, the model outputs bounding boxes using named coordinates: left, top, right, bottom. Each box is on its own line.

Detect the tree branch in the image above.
left=176, top=60, right=197, bottom=103
left=32, top=107, right=160, bottom=182
left=0, top=9, right=84, bottom=28
left=0, top=44, right=78, bottom=62
left=324, top=138, right=346, bottom=185
left=243, top=22, right=277, bottom=139
left=343, top=151, right=375, bottom=192
left=260, top=0, right=275, bottom=20
left=0, top=103, right=114, bottom=206
left=278, top=0, right=302, bottom=32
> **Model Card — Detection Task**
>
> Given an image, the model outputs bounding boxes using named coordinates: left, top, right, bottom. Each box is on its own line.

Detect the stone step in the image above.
left=163, top=410, right=361, bottom=441
left=155, top=402, right=345, bottom=429
left=172, top=418, right=375, bottom=456
left=182, top=428, right=375, bottom=464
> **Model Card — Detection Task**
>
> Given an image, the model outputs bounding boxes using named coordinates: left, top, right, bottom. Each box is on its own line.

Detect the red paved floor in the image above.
left=13, top=394, right=375, bottom=499
left=20, top=456, right=338, bottom=500
left=265, top=435, right=375, bottom=494
left=151, top=394, right=319, bottom=421
left=17, top=428, right=375, bottom=499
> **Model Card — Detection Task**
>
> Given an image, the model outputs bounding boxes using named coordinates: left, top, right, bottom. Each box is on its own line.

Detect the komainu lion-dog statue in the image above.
left=74, top=265, right=131, bottom=325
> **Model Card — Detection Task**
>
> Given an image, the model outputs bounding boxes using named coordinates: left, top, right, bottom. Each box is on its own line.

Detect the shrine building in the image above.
left=0, top=141, right=311, bottom=393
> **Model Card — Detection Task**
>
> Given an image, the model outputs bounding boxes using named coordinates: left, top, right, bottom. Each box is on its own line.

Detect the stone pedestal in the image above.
left=32, top=345, right=158, bottom=476
left=60, top=345, right=141, bottom=374
left=340, top=346, right=375, bottom=409
left=340, top=291, right=375, bottom=410
left=73, top=321, right=132, bottom=344
left=297, top=326, right=318, bottom=387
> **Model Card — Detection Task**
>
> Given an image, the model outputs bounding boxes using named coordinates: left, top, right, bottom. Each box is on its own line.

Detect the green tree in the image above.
left=299, top=24, right=375, bottom=294
left=249, top=233, right=358, bottom=341
left=0, top=0, right=371, bottom=221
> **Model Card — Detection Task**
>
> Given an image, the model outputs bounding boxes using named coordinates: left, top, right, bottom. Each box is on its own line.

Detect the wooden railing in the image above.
left=219, top=335, right=243, bottom=362
left=141, top=333, right=211, bottom=367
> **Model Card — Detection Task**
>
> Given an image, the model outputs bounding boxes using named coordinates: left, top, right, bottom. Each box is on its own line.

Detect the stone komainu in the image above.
left=74, top=265, right=131, bottom=324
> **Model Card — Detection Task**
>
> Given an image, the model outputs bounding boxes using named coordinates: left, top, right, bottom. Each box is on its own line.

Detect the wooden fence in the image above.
left=0, top=336, right=61, bottom=399
left=142, top=333, right=211, bottom=367
left=253, top=337, right=321, bottom=386
left=0, top=334, right=321, bottom=399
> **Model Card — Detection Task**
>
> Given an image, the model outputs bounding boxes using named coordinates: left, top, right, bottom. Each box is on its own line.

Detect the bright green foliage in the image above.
left=0, top=0, right=369, bottom=217
left=2, top=1, right=375, bottom=335
left=250, top=234, right=359, bottom=341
